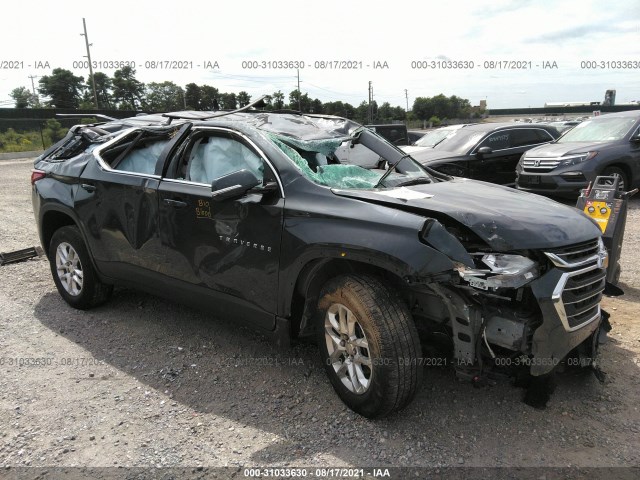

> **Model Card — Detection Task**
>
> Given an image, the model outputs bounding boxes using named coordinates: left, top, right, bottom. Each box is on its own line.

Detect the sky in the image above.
left=1, top=0, right=639, bottom=110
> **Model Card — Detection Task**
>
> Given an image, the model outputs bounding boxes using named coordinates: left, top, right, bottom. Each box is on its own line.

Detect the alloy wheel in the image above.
left=55, top=242, right=84, bottom=296
left=324, top=303, right=372, bottom=394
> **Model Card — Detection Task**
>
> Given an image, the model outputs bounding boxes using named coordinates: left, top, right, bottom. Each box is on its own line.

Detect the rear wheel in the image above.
left=317, top=274, right=423, bottom=418
left=49, top=226, right=113, bottom=309
left=601, top=166, right=628, bottom=192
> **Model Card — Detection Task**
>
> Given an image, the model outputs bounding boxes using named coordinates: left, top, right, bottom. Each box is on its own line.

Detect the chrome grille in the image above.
left=561, top=267, right=606, bottom=329
left=547, top=238, right=606, bottom=332
left=545, top=238, right=601, bottom=268
left=522, top=158, right=560, bottom=172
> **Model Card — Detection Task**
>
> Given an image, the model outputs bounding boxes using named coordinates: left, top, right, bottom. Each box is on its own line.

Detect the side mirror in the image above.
left=476, top=146, right=492, bottom=157
left=211, top=169, right=260, bottom=201
left=630, top=134, right=640, bottom=143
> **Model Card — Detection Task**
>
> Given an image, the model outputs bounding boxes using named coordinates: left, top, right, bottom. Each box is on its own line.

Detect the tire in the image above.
left=316, top=274, right=423, bottom=418
left=48, top=226, right=113, bottom=310
left=601, top=166, right=628, bottom=192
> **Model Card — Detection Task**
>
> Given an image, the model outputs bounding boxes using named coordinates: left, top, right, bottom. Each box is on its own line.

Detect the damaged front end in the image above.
left=262, top=116, right=611, bottom=383
left=413, top=225, right=609, bottom=380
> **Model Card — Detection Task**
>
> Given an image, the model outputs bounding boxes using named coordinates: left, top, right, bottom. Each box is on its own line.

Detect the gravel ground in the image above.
left=0, top=158, right=639, bottom=477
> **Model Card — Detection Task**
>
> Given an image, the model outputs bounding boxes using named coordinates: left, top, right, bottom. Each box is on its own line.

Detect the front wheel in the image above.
left=317, top=274, right=423, bottom=418
left=49, top=226, right=113, bottom=309
left=601, top=166, right=628, bottom=192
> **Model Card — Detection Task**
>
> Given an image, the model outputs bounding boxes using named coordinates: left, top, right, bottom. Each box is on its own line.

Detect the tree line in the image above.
left=9, top=67, right=483, bottom=124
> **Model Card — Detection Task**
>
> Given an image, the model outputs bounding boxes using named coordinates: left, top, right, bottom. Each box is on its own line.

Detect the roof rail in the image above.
left=162, top=95, right=268, bottom=124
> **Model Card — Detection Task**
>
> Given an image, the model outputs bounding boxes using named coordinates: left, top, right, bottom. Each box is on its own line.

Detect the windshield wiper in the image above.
left=393, top=177, right=433, bottom=187
left=373, top=154, right=411, bottom=188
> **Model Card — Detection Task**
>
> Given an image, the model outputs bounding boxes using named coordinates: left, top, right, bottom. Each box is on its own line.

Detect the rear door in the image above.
left=75, top=128, right=176, bottom=279
left=156, top=127, right=284, bottom=328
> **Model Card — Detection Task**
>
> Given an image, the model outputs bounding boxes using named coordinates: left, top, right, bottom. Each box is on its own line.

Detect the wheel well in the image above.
left=602, top=163, right=631, bottom=184
left=42, top=211, right=77, bottom=255
left=290, top=258, right=407, bottom=338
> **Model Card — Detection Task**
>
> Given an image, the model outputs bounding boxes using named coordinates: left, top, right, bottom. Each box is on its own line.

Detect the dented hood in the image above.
left=332, top=178, right=600, bottom=251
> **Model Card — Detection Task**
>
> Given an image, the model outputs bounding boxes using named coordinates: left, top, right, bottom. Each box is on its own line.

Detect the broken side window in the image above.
left=100, top=129, right=175, bottom=175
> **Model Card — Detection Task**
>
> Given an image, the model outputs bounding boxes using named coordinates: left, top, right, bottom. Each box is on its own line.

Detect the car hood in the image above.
left=332, top=178, right=600, bottom=251
left=400, top=145, right=431, bottom=154
left=523, top=142, right=603, bottom=158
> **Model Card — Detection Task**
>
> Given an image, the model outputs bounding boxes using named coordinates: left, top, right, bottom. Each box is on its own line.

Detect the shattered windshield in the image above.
left=266, top=130, right=434, bottom=189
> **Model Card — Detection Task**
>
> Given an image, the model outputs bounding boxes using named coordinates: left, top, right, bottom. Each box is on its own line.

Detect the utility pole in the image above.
left=81, top=18, right=99, bottom=109
left=28, top=75, right=39, bottom=96
left=405, top=89, right=409, bottom=112
left=368, top=81, right=373, bottom=124
left=297, top=68, right=301, bottom=111
left=28, top=75, right=40, bottom=106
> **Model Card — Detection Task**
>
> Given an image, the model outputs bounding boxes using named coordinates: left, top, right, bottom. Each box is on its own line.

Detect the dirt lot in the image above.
left=0, top=157, right=639, bottom=477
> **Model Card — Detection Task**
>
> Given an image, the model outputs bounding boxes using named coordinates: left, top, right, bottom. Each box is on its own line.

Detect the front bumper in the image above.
left=527, top=260, right=606, bottom=375
left=515, top=161, right=600, bottom=198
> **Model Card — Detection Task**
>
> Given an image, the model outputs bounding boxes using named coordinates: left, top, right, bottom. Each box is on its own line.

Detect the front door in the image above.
left=157, top=128, right=284, bottom=328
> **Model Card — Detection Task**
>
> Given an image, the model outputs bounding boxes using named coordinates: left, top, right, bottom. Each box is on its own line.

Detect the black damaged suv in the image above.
left=32, top=103, right=609, bottom=417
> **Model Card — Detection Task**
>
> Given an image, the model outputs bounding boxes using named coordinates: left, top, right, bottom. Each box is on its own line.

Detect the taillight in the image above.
left=31, top=170, right=46, bottom=185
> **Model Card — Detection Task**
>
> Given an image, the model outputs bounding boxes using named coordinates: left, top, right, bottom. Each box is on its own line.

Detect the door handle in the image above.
left=80, top=183, right=96, bottom=192
left=163, top=198, right=187, bottom=208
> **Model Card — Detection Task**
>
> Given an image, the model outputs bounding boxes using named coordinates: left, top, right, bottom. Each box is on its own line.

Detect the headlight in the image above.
left=559, top=151, right=597, bottom=167
left=454, top=253, right=538, bottom=290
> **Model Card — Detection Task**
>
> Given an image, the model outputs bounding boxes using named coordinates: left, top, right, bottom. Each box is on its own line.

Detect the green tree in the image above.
left=322, top=100, right=342, bottom=115
left=219, top=92, right=237, bottom=110
left=412, top=97, right=433, bottom=121
left=112, top=66, right=145, bottom=110
left=185, top=83, right=201, bottom=109
left=262, top=94, right=273, bottom=110
left=10, top=87, right=38, bottom=108
left=288, top=89, right=311, bottom=111
left=412, top=94, right=472, bottom=121
left=38, top=68, right=85, bottom=108
left=342, top=103, right=356, bottom=119
left=237, top=91, right=251, bottom=107
left=310, top=98, right=323, bottom=114
left=272, top=90, right=285, bottom=109
left=392, top=106, right=406, bottom=121
left=200, top=85, right=220, bottom=110
left=144, top=81, right=185, bottom=111
left=355, top=101, right=369, bottom=124
left=82, top=72, right=114, bottom=109
left=371, top=103, right=407, bottom=123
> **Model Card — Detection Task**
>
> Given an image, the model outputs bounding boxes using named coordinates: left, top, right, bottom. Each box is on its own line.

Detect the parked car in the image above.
left=547, top=120, right=581, bottom=133
left=516, top=110, right=640, bottom=197
left=365, top=124, right=409, bottom=145
left=403, top=124, right=472, bottom=154
left=407, top=130, right=427, bottom=144
left=32, top=106, right=607, bottom=418
left=408, top=123, right=561, bottom=185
